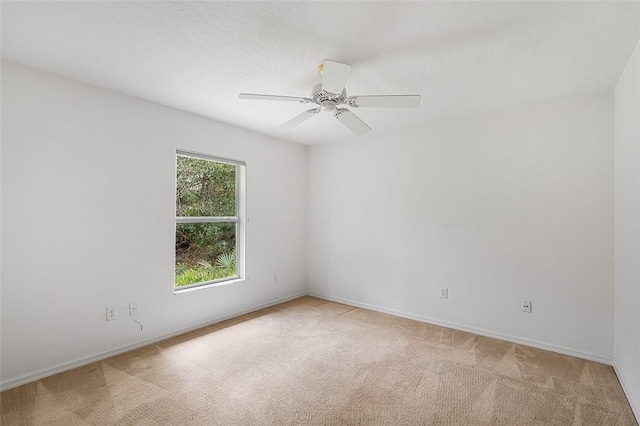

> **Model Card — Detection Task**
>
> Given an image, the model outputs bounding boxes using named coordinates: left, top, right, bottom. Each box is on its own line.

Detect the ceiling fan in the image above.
left=239, top=59, right=421, bottom=136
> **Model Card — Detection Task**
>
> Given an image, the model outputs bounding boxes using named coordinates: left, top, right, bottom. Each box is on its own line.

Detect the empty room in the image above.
left=1, top=1, right=639, bottom=425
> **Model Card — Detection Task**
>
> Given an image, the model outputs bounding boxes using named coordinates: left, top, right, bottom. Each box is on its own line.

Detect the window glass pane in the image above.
left=176, top=156, right=236, bottom=217
left=175, top=222, right=237, bottom=287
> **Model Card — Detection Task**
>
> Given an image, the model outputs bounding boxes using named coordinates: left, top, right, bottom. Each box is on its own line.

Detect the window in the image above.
left=175, top=151, right=245, bottom=291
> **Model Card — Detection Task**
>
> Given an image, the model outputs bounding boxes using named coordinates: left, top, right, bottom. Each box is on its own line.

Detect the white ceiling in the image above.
left=2, top=1, right=639, bottom=145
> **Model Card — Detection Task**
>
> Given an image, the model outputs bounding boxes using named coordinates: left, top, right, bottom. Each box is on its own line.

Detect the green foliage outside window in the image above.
left=176, top=156, right=236, bottom=217
left=175, top=156, right=237, bottom=287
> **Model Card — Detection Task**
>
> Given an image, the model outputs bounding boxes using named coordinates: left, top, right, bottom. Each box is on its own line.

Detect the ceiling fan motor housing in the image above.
left=321, top=100, right=337, bottom=112
left=311, top=83, right=346, bottom=108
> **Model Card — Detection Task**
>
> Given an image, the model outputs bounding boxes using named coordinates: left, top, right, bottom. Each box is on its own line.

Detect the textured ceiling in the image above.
left=2, top=2, right=639, bottom=145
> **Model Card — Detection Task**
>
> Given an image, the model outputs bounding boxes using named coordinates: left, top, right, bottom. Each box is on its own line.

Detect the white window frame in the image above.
left=174, top=150, right=246, bottom=293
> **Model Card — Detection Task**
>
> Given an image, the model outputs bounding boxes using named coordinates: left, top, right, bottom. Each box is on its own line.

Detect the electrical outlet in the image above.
left=522, top=300, right=532, bottom=313
left=440, top=288, right=448, bottom=299
left=129, top=301, right=139, bottom=317
left=273, top=274, right=277, bottom=284
left=106, top=307, right=117, bottom=321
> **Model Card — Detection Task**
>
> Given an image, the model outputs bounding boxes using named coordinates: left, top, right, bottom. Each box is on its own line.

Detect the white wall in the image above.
left=614, top=41, right=640, bottom=418
left=0, top=61, right=307, bottom=387
left=307, top=94, right=615, bottom=361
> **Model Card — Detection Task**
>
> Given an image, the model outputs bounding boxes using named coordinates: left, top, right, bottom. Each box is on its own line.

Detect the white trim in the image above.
left=613, top=361, right=640, bottom=423
left=307, top=292, right=614, bottom=365
left=0, top=291, right=306, bottom=391
left=173, top=276, right=243, bottom=293
left=236, top=162, right=247, bottom=281
left=176, top=150, right=245, bottom=167
left=176, top=216, right=238, bottom=223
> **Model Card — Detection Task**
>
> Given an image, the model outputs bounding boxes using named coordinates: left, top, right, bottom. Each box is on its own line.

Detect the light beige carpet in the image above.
left=1, top=296, right=637, bottom=425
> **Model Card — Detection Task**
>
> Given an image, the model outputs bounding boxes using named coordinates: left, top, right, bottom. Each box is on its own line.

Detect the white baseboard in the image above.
left=0, top=291, right=306, bottom=391
left=307, top=292, right=614, bottom=366
left=613, top=361, right=640, bottom=423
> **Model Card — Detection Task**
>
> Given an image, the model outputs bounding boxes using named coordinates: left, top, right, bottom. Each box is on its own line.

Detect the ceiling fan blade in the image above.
left=280, top=108, right=320, bottom=129
left=239, top=93, right=310, bottom=103
left=321, top=60, right=351, bottom=95
left=348, top=95, right=421, bottom=108
left=334, top=109, right=371, bottom=136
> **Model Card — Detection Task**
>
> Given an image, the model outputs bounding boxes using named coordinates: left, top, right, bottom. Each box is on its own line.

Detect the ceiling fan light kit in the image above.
left=239, top=59, right=421, bottom=136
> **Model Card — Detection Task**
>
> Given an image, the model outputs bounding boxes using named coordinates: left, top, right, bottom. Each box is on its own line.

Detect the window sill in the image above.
left=174, top=277, right=245, bottom=294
